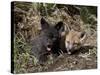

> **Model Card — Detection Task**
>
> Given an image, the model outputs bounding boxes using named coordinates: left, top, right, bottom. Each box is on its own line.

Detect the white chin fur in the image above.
left=47, top=47, right=51, bottom=51
left=68, top=51, right=71, bottom=54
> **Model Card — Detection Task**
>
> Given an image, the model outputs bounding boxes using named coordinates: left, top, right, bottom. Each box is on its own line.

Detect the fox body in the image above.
left=31, top=18, right=63, bottom=64
left=60, top=29, right=86, bottom=54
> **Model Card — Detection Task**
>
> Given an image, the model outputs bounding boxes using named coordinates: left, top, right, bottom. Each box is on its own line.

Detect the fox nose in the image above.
left=66, top=48, right=71, bottom=54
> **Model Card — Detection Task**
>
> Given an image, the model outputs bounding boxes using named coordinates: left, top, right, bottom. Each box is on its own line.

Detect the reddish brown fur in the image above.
left=60, top=29, right=86, bottom=54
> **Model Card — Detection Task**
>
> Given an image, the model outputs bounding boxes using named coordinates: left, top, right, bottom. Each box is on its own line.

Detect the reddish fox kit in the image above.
left=60, top=29, right=86, bottom=54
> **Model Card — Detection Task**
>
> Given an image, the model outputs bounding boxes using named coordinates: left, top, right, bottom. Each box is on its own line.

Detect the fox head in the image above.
left=64, top=29, right=86, bottom=54
left=40, top=18, right=63, bottom=52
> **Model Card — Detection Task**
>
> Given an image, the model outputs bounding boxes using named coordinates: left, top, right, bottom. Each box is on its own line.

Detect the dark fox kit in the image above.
left=31, top=18, right=63, bottom=64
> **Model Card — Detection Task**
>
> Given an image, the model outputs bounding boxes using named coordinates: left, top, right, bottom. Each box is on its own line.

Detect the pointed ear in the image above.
left=41, top=18, right=49, bottom=29
left=65, top=24, right=71, bottom=32
left=80, top=32, right=86, bottom=43
left=55, top=21, right=63, bottom=31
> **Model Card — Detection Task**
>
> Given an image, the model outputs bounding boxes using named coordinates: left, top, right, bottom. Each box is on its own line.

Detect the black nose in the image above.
left=66, top=48, right=72, bottom=55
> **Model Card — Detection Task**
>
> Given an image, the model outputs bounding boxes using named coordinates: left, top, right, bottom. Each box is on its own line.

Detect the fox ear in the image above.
left=80, top=32, right=86, bottom=43
left=41, top=18, right=49, bottom=29
left=55, top=21, right=63, bottom=31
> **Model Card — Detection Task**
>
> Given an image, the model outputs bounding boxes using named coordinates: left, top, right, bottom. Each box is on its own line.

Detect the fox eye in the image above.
left=48, top=33, right=53, bottom=38
left=66, top=41, right=70, bottom=44
left=74, top=43, right=78, bottom=45
left=52, top=35, right=58, bottom=40
left=50, top=34, right=53, bottom=38
left=49, top=34, right=57, bottom=39
left=73, top=43, right=78, bottom=47
left=74, top=42, right=80, bottom=45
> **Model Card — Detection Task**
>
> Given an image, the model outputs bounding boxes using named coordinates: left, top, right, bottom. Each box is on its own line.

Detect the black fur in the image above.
left=31, top=18, right=63, bottom=64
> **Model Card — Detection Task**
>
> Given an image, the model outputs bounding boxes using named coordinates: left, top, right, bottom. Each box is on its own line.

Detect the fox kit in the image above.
left=31, top=18, right=63, bottom=64
left=60, top=29, right=86, bottom=55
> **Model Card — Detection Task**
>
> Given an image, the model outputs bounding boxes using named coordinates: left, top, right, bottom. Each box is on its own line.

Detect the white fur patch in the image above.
left=47, top=47, right=51, bottom=51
